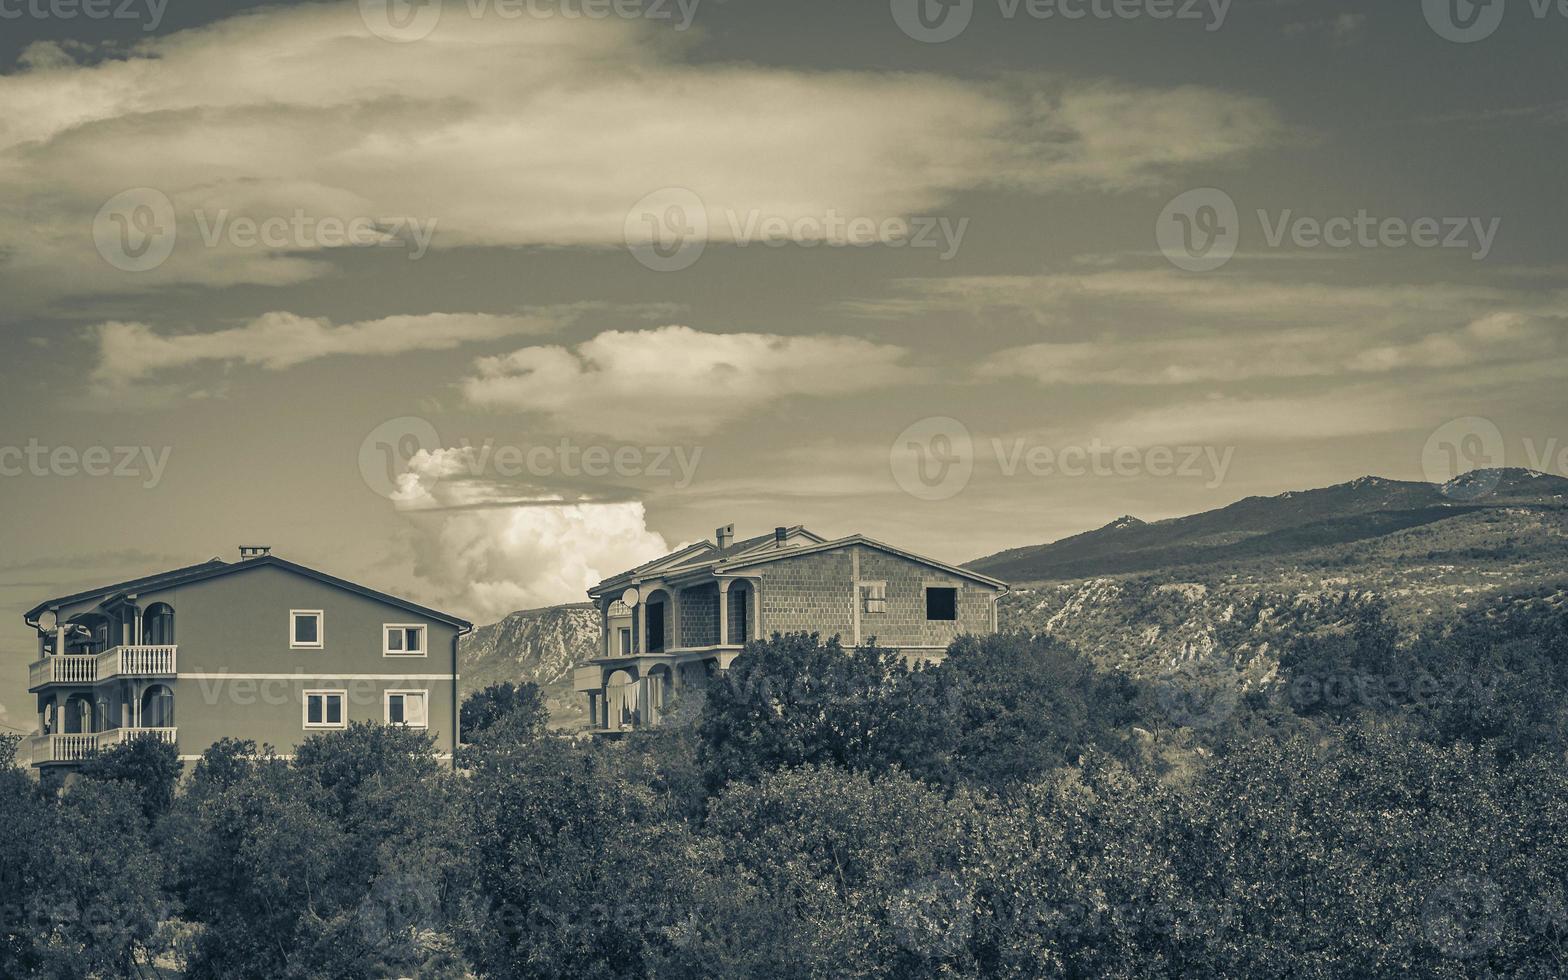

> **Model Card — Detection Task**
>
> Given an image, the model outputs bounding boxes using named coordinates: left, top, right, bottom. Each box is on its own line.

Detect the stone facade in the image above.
left=679, top=583, right=721, bottom=647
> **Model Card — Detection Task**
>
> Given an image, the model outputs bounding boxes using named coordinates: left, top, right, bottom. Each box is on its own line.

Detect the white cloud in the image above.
left=461, top=325, right=920, bottom=438
left=390, top=448, right=672, bottom=623
left=93, top=310, right=567, bottom=386
left=1091, top=391, right=1417, bottom=446
left=0, top=2, right=1279, bottom=304
left=853, top=270, right=1568, bottom=385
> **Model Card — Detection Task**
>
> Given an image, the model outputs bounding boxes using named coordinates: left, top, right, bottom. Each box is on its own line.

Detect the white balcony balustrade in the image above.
left=30, top=727, right=177, bottom=765
left=26, top=645, right=177, bottom=689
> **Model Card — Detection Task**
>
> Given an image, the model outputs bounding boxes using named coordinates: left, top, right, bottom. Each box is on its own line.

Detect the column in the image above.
left=586, top=692, right=598, bottom=729
left=717, top=580, right=730, bottom=646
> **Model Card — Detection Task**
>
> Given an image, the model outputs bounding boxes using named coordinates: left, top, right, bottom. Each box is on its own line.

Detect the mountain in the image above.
left=459, top=603, right=601, bottom=729
left=993, top=499, right=1568, bottom=682
left=968, top=469, right=1568, bottom=583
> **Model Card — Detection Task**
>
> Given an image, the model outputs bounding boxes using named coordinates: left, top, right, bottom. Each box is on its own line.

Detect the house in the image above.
left=575, top=525, right=1008, bottom=731
left=23, top=547, right=471, bottom=772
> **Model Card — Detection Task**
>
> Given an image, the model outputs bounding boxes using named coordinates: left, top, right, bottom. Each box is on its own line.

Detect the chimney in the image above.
left=715, top=524, right=735, bottom=550
left=238, top=545, right=271, bottom=560
left=775, top=526, right=788, bottom=548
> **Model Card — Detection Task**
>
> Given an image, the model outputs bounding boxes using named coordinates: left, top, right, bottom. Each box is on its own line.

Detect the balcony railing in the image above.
left=27, top=645, right=177, bottom=689
left=31, top=727, right=177, bottom=765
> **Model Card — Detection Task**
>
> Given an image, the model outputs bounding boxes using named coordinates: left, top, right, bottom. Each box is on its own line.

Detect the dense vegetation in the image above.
left=3, top=594, right=1567, bottom=978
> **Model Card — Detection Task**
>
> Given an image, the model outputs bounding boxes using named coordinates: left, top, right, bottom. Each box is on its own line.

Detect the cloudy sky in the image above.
left=1, top=0, right=1565, bottom=723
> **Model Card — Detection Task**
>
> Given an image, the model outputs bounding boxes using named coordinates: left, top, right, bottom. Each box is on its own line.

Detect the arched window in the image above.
left=64, top=695, right=93, bottom=734
left=143, top=603, right=175, bottom=645
left=142, top=684, right=175, bottom=728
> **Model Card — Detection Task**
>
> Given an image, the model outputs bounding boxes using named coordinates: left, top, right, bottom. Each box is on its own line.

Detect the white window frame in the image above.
left=303, top=689, right=347, bottom=729
left=384, top=689, right=430, bottom=729
left=383, top=623, right=429, bottom=658
left=290, top=609, right=324, bottom=649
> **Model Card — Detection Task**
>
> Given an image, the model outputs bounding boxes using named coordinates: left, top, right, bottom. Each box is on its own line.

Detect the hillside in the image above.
left=995, top=504, right=1568, bottom=683
left=459, top=603, right=601, bottom=729
left=462, top=470, right=1568, bottom=730
left=969, top=469, right=1568, bottom=583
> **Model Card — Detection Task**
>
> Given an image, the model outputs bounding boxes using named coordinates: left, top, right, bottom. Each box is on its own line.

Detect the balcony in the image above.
left=31, top=727, right=177, bottom=766
left=28, top=645, right=177, bottom=691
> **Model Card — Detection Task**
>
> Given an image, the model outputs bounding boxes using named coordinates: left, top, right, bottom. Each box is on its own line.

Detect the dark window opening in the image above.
left=925, top=587, right=958, bottom=621
left=646, top=601, right=666, bottom=653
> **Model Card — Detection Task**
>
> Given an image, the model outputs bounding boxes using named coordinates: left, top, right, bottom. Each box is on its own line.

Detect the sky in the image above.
left=1, top=0, right=1565, bottom=729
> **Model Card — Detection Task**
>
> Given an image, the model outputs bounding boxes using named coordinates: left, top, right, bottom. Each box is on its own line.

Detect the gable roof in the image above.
left=719, top=535, right=1009, bottom=590
left=589, top=525, right=825, bottom=595
left=24, top=555, right=472, bottom=630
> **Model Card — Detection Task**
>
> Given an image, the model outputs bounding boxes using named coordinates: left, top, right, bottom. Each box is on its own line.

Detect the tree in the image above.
left=78, top=732, right=182, bottom=824
left=697, top=633, right=959, bottom=792
left=939, top=631, right=1143, bottom=791
left=460, top=681, right=549, bottom=744
left=171, top=723, right=469, bottom=979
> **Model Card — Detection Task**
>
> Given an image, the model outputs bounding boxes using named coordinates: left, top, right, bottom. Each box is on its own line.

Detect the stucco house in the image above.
left=23, top=547, right=471, bottom=772
left=576, top=525, right=1008, bottom=732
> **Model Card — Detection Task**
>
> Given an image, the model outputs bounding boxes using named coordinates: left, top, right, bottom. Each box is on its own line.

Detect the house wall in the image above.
left=679, top=583, right=720, bottom=647
left=41, top=563, right=459, bottom=762
left=751, top=545, right=1000, bottom=651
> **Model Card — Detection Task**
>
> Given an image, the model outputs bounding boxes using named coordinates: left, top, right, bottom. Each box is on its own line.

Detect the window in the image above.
left=291, top=610, right=324, bottom=649
left=618, top=627, right=632, bottom=655
left=385, top=690, right=429, bottom=728
left=925, top=587, right=958, bottom=622
left=304, top=690, right=346, bottom=729
left=645, top=602, right=665, bottom=653
left=861, top=582, right=887, bottom=614
left=384, top=624, right=427, bottom=657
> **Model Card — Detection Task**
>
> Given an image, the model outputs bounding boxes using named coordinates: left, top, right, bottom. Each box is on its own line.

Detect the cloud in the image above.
left=389, top=448, right=672, bottom=623
left=461, top=325, right=920, bottom=438
left=848, top=269, right=1568, bottom=385
left=0, top=2, right=1279, bottom=305
left=1284, top=12, right=1366, bottom=44
left=92, top=310, right=567, bottom=387
left=1091, top=391, right=1417, bottom=446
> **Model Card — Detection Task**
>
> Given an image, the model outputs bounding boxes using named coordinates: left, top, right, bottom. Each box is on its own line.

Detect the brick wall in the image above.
left=679, top=583, right=720, bottom=647
left=750, top=545, right=1000, bottom=651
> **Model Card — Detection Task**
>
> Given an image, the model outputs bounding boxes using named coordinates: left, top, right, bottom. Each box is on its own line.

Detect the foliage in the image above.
left=78, top=731, right=182, bottom=824
left=461, top=680, right=550, bottom=743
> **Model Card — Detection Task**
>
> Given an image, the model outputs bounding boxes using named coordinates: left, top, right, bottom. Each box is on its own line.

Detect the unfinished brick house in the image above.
left=576, top=525, right=1008, bottom=732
